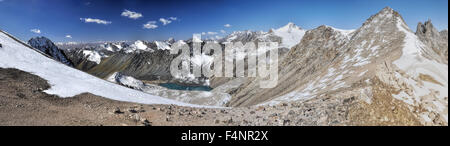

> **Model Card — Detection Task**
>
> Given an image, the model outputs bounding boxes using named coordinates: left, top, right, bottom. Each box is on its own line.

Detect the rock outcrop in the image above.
left=28, top=37, right=74, bottom=66
left=416, top=20, right=448, bottom=64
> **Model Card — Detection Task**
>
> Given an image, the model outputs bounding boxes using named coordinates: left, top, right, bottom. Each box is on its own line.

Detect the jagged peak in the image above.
left=29, top=36, right=52, bottom=42
left=167, top=37, right=175, bottom=44
left=416, top=19, right=441, bottom=38
left=381, top=6, right=394, bottom=12
left=417, top=19, right=434, bottom=29
left=315, top=25, right=335, bottom=31
left=424, top=19, right=433, bottom=25
left=28, top=36, right=57, bottom=47
left=303, top=25, right=339, bottom=36
left=362, top=6, right=405, bottom=27
left=230, top=30, right=256, bottom=35
left=284, top=22, right=298, bottom=28
left=417, top=19, right=437, bottom=32
left=300, top=25, right=355, bottom=42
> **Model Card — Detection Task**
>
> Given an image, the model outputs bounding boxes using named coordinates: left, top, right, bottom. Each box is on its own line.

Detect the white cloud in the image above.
left=224, top=24, right=232, bottom=28
left=201, top=32, right=206, bottom=35
left=121, top=9, right=143, bottom=19
left=207, top=31, right=218, bottom=35
left=65, top=35, right=72, bottom=38
left=159, top=18, right=172, bottom=25
left=143, top=21, right=158, bottom=29
left=169, top=17, right=177, bottom=21
left=80, top=18, right=112, bottom=25
left=220, top=30, right=226, bottom=33
left=30, top=29, right=41, bottom=34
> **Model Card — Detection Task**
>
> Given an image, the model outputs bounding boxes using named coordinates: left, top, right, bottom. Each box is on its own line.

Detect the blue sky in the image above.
left=0, top=0, right=448, bottom=42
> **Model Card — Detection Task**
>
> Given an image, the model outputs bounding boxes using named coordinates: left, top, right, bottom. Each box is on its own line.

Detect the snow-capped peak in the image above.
left=271, top=22, right=306, bottom=49
left=81, top=50, right=105, bottom=64
left=123, top=40, right=152, bottom=53
left=133, top=40, right=148, bottom=50
left=154, top=41, right=171, bottom=50
left=167, top=37, right=175, bottom=44
left=277, top=22, right=302, bottom=32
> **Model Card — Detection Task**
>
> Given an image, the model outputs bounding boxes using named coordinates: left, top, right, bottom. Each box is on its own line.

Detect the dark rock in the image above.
left=28, top=37, right=74, bottom=66
left=269, top=113, right=278, bottom=117
left=343, top=97, right=355, bottom=104
left=16, top=93, right=26, bottom=98
left=113, top=107, right=124, bottom=114
left=288, top=110, right=296, bottom=115
left=141, top=119, right=152, bottom=126
left=283, top=119, right=291, bottom=126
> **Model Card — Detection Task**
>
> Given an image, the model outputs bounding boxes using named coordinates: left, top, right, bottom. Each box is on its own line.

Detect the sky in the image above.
left=0, top=0, right=448, bottom=42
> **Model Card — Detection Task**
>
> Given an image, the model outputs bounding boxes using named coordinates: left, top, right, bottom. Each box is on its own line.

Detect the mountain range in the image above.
left=0, top=7, right=447, bottom=125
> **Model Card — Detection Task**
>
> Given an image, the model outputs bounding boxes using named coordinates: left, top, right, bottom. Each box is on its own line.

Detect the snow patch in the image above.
left=82, top=50, right=103, bottom=64
left=154, top=41, right=171, bottom=50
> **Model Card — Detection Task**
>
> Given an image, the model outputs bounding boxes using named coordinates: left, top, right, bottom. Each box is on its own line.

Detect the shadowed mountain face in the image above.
left=62, top=40, right=178, bottom=81
left=87, top=50, right=177, bottom=81
left=28, top=37, right=74, bottom=67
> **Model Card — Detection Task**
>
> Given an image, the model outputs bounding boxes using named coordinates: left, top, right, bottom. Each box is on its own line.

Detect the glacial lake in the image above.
left=159, top=83, right=213, bottom=91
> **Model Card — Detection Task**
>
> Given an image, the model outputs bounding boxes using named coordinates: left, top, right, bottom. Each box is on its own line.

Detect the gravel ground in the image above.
left=0, top=68, right=426, bottom=126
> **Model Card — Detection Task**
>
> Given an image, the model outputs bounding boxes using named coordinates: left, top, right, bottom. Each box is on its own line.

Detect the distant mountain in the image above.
left=58, top=23, right=342, bottom=87
left=269, top=22, right=307, bottom=48
left=219, top=22, right=308, bottom=49
left=220, top=30, right=277, bottom=43
left=28, top=37, right=74, bottom=66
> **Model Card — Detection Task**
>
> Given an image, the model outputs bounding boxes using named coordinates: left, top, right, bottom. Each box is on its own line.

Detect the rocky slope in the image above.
left=227, top=7, right=448, bottom=125
left=0, top=67, right=423, bottom=126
